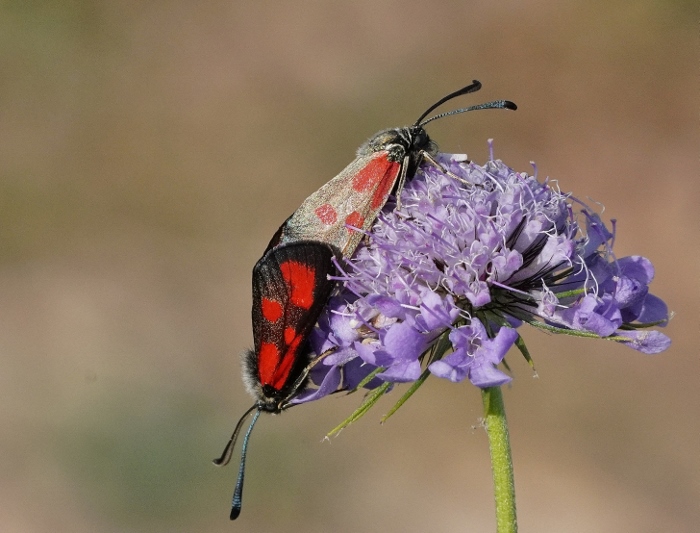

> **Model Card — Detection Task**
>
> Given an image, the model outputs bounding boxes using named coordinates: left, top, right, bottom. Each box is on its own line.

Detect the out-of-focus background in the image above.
left=1, top=1, right=697, bottom=532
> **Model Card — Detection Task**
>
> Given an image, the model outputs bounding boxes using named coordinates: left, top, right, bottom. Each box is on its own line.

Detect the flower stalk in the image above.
left=482, top=386, right=517, bottom=533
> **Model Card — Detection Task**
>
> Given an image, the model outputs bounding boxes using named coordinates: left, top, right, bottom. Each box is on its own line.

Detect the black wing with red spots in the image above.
left=245, top=240, right=338, bottom=412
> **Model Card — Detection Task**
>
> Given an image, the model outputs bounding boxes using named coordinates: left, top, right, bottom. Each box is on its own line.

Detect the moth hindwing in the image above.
left=244, top=240, right=338, bottom=412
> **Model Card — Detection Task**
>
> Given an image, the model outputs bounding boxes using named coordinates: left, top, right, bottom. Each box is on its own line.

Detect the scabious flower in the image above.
left=294, top=148, right=670, bottom=408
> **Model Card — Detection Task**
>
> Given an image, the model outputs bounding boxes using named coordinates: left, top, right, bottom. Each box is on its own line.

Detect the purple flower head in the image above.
left=294, top=150, right=671, bottom=412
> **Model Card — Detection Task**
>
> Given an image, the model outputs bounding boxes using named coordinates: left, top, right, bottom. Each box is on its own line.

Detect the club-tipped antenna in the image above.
left=413, top=80, right=483, bottom=126
left=212, top=404, right=258, bottom=467
left=229, top=408, right=262, bottom=520
left=419, top=99, right=517, bottom=127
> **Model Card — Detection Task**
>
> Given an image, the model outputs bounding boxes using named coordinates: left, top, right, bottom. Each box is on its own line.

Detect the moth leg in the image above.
left=280, top=347, right=338, bottom=409
left=420, top=151, right=476, bottom=187
left=305, top=347, right=337, bottom=371
left=394, top=154, right=410, bottom=211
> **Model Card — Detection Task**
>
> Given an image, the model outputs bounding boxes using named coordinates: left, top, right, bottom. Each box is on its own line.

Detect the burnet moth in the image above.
left=215, top=80, right=516, bottom=520
left=213, top=240, right=339, bottom=520
left=266, top=80, right=516, bottom=258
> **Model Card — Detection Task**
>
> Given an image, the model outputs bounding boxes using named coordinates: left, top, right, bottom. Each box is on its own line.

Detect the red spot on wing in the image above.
left=345, top=211, right=365, bottom=232
left=287, top=335, right=303, bottom=357
left=284, top=326, right=297, bottom=345
left=279, top=260, right=316, bottom=310
left=261, top=298, right=283, bottom=322
left=271, top=351, right=296, bottom=390
left=370, top=161, right=400, bottom=209
left=352, top=155, right=394, bottom=192
left=270, top=327, right=305, bottom=389
left=315, top=203, right=338, bottom=225
left=258, top=342, right=281, bottom=386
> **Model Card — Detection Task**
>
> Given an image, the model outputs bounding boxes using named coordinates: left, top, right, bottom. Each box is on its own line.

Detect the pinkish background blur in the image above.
left=1, top=2, right=697, bottom=532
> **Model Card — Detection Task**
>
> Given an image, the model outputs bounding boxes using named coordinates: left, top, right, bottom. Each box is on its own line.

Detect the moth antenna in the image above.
left=413, top=80, right=482, bottom=126
left=230, top=408, right=262, bottom=520
left=212, top=404, right=258, bottom=467
left=418, top=99, right=517, bottom=127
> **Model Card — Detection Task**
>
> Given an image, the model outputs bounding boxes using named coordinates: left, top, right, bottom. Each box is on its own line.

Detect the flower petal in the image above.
left=617, top=330, right=671, bottom=354
left=292, top=365, right=342, bottom=404
left=378, top=359, right=422, bottom=382
left=429, top=349, right=469, bottom=382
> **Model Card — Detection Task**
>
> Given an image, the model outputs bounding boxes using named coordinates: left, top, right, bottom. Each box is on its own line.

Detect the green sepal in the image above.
left=618, top=318, right=670, bottom=330
left=514, top=333, right=535, bottom=369
left=380, top=368, right=431, bottom=424
left=550, top=287, right=586, bottom=299
left=326, top=382, right=391, bottom=438
left=345, top=365, right=384, bottom=395
left=524, top=318, right=633, bottom=344
left=524, top=319, right=605, bottom=338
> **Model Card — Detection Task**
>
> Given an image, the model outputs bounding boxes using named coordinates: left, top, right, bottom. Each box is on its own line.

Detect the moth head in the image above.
left=357, top=126, right=434, bottom=163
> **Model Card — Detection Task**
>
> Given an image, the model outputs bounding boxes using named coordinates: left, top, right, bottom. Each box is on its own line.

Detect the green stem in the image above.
left=481, top=386, right=517, bottom=533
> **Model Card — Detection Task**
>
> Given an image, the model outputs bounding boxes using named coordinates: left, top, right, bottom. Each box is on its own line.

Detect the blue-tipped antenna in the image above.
left=229, top=408, right=261, bottom=520
left=213, top=404, right=262, bottom=520
left=412, top=79, right=517, bottom=128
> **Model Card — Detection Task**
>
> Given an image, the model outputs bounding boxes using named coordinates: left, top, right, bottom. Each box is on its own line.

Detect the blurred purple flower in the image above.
left=294, top=151, right=670, bottom=406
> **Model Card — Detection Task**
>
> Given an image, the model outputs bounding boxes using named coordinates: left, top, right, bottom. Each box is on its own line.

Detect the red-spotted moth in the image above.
left=215, top=81, right=516, bottom=520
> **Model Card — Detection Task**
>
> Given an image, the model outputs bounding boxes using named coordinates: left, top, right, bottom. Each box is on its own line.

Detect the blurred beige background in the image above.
left=1, top=1, right=697, bottom=532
